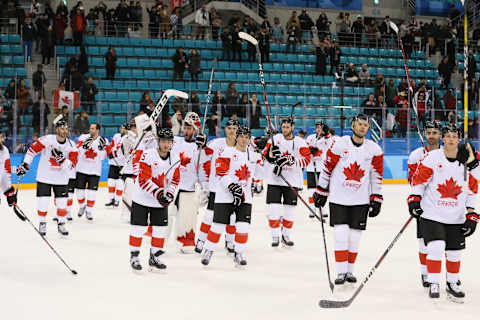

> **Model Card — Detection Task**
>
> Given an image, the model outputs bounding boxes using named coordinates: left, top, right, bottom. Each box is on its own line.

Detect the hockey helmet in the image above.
left=157, top=127, right=174, bottom=141
left=184, top=112, right=201, bottom=130
left=236, top=126, right=251, bottom=137
left=352, top=113, right=369, bottom=124
left=442, top=123, right=462, bottom=138
left=53, top=114, right=68, bottom=128
left=424, top=121, right=442, bottom=132
left=281, top=117, right=295, bottom=125
left=225, top=119, right=240, bottom=128
left=315, top=120, right=329, bottom=135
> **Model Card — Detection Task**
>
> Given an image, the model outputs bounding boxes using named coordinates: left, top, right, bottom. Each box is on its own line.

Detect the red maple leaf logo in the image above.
left=437, top=178, right=462, bottom=200
left=343, top=162, right=365, bottom=182
left=61, top=95, right=71, bottom=105
left=203, top=160, right=211, bottom=177
left=152, top=172, right=165, bottom=188
left=85, top=148, right=97, bottom=159
left=235, top=164, right=251, bottom=181
left=314, top=149, right=323, bottom=157
left=179, top=152, right=191, bottom=167
left=49, top=157, right=61, bottom=167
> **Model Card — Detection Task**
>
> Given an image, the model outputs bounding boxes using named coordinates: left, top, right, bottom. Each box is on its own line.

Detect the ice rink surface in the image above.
left=1, top=185, right=479, bottom=320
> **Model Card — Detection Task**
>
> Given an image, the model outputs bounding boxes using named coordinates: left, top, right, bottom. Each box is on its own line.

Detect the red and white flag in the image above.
left=53, top=89, right=80, bottom=110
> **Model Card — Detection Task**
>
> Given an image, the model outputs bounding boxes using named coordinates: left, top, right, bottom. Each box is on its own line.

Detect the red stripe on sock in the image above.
left=108, top=187, right=115, bottom=193
left=446, top=260, right=461, bottom=273
left=129, top=236, right=142, bottom=247
left=37, top=210, right=47, bottom=217
left=116, top=190, right=123, bottom=196
left=269, top=219, right=280, bottom=228
left=67, top=199, right=73, bottom=206
left=226, top=225, right=236, bottom=234
left=235, top=232, right=248, bottom=244
left=282, top=219, right=293, bottom=229
left=87, top=200, right=95, bottom=207
left=77, top=198, right=85, bottom=204
left=207, top=231, right=221, bottom=243
left=308, top=196, right=313, bottom=204
left=200, top=223, right=211, bottom=234
left=427, top=259, right=442, bottom=273
left=335, top=250, right=348, bottom=262
left=348, top=252, right=358, bottom=264
left=419, top=253, right=427, bottom=265
left=57, top=209, right=67, bottom=217
left=151, top=237, right=165, bottom=249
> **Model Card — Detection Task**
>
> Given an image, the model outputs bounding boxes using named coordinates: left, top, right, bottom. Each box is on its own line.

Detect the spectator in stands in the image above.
left=195, top=4, right=209, bottom=40
left=133, top=1, right=143, bottom=28
left=298, top=9, right=314, bottom=43
left=402, top=29, right=414, bottom=58
left=32, top=64, right=46, bottom=102
left=232, top=26, right=243, bottom=62
left=206, top=112, right=218, bottom=136
left=286, top=11, right=300, bottom=41
left=335, top=12, right=349, bottom=45
left=32, top=102, right=50, bottom=133
left=249, top=93, right=262, bottom=129
left=17, top=79, right=31, bottom=115
left=221, top=26, right=233, bottom=61
left=243, top=16, right=258, bottom=35
left=315, top=12, right=330, bottom=41
left=210, top=7, right=222, bottom=41
left=443, top=89, right=456, bottom=112
left=351, top=15, right=365, bottom=46
left=70, top=67, right=84, bottom=91
left=380, top=16, right=394, bottom=47
left=272, top=17, right=284, bottom=43
left=467, top=53, right=477, bottom=84
left=172, top=111, right=184, bottom=136
left=105, top=46, right=117, bottom=80
left=140, top=91, right=154, bottom=115
left=81, top=77, right=98, bottom=114
left=359, top=64, right=370, bottom=86
left=393, top=91, right=408, bottom=109
left=73, top=109, right=90, bottom=134
left=237, top=93, right=249, bottom=119
left=247, top=31, right=256, bottom=62
left=188, top=49, right=201, bottom=81
left=395, top=101, right=409, bottom=137
left=56, top=1, right=68, bottom=17
left=385, top=79, right=397, bottom=107
left=362, top=93, right=377, bottom=116
left=147, top=4, right=159, bottom=38
left=115, top=0, right=130, bottom=37
left=330, top=41, right=341, bottom=75
left=438, top=56, right=453, bottom=88
left=366, top=19, right=379, bottom=48
left=71, top=8, right=87, bottom=45
left=397, top=78, right=408, bottom=93
left=41, top=25, right=55, bottom=65
left=158, top=5, right=170, bottom=39
left=373, top=72, right=385, bottom=96
left=226, top=83, right=239, bottom=117
left=259, top=27, right=270, bottom=62
left=59, top=105, right=69, bottom=123
left=426, top=19, right=440, bottom=56
left=35, top=13, right=49, bottom=53
left=468, top=118, right=479, bottom=139
left=449, top=4, right=461, bottom=21
left=3, top=79, right=17, bottom=102
left=172, top=48, right=188, bottom=81
left=78, top=46, right=89, bottom=75
left=212, top=90, right=227, bottom=116
left=315, top=45, right=328, bottom=75
left=22, top=16, right=36, bottom=62
left=188, top=91, right=201, bottom=115
left=345, top=63, right=359, bottom=84
left=261, top=17, right=272, bottom=34
left=286, top=24, right=298, bottom=53
left=377, top=95, right=388, bottom=110
left=171, top=97, right=186, bottom=113
left=170, top=8, right=181, bottom=40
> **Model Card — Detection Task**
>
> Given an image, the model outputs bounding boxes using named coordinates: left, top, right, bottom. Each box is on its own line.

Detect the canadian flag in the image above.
left=53, top=89, right=80, bottom=110
left=171, top=0, right=182, bottom=9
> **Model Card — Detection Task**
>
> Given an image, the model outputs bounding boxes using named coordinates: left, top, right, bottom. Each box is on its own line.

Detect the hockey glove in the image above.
left=157, top=191, right=174, bottom=207
left=195, top=134, right=207, bottom=149
left=407, top=195, right=423, bottom=218
left=313, top=187, right=329, bottom=208
left=462, top=212, right=479, bottom=237
left=457, top=142, right=479, bottom=170
left=51, top=148, right=65, bottom=165
left=16, top=162, right=29, bottom=177
left=254, top=136, right=268, bottom=153
left=265, top=145, right=281, bottom=164
left=309, top=146, right=319, bottom=155
left=98, top=137, right=107, bottom=151
left=228, top=183, right=244, bottom=207
left=198, top=189, right=209, bottom=207
left=83, top=137, right=94, bottom=149
left=368, top=194, right=383, bottom=218
left=251, top=180, right=264, bottom=195
left=4, top=186, right=16, bottom=207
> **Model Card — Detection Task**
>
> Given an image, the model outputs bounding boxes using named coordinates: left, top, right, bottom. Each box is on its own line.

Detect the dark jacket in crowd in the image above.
left=172, top=50, right=188, bottom=73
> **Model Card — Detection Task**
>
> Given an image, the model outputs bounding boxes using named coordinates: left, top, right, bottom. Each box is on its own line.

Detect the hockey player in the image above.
left=0, top=132, right=16, bottom=207
left=305, top=121, right=331, bottom=218
left=129, top=128, right=181, bottom=271
left=16, top=120, right=78, bottom=236
left=76, top=124, right=110, bottom=220
left=263, top=117, right=311, bottom=247
left=407, top=121, right=442, bottom=287
left=201, top=126, right=263, bottom=266
left=117, top=120, right=138, bottom=219
left=171, top=112, right=202, bottom=252
left=195, top=119, right=239, bottom=254
left=408, top=124, right=480, bottom=301
left=105, top=124, right=128, bottom=207
left=313, top=114, right=384, bottom=285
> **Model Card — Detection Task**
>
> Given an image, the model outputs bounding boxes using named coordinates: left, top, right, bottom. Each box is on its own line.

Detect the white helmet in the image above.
left=184, top=112, right=201, bottom=130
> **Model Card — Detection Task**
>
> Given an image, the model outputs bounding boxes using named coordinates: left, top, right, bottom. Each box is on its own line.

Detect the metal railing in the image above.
left=0, top=17, right=19, bottom=35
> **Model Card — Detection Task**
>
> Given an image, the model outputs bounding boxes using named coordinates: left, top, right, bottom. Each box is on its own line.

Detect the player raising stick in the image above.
left=408, top=124, right=480, bottom=302
left=313, top=114, right=384, bottom=285
left=407, top=121, right=442, bottom=288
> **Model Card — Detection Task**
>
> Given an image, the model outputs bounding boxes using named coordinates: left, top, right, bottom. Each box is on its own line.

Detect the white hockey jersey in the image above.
left=132, top=132, right=158, bottom=176
left=119, top=130, right=138, bottom=175
left=76, top=134, right=109, bottom=176
left=67, top=138, right=77, bottom=180
left=305, top=133, right=334, bottom=173
left=0, top=147, right=12, bottom=193
left=24, top=135, right=78, bottom=185
left=200, top=137, right=228, bottom=192
left=407, top=146, right=440, bottom=185
left=318, top=135, right=383, bottom=206
left=214, top=146, right=264, bottom=204
left=108, top=133, right=126, bottom=167
left=133, top=149, right=181, bottom=208
left=411, top=149, right=480, bottom=224
left=263, top=134, right=311, bottom=189
left=171, top=136, right=200, bottom=192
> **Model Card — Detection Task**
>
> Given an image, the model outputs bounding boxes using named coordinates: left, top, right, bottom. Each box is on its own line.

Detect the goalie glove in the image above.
left=51, top=148, right=65, bottom=165
left=195, top=134, right=207, bottom=149
left=228, top=183, right=244, bottom=207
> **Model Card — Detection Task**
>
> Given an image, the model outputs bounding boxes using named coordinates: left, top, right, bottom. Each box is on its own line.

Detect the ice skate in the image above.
left=446, top=281, right=465, bottom=303
left=201, top=249, right=213, bottom=266
left=421, top=274, right=429, bottom=288
left=345, top=272, right=357, bottom=283
left=429, top=283, right=440, bottom=299
left=86, top=211, right=93, bottom=221
left=105, top=199, right=115, bottom=207
left=148, top=250, right=167, bottom=272
left=130, top=251, right=142, bottom=272
left=66, top=212, right=73, bottom=222
left=271, top=236, right=280, bottom=247
left=113, top=200, right=119, bottom=207
left=52, top=217, right=58, bottom=222
left=225, top=240, right=234, bottom=255
left=234, top=252, right=247, bottom=267
left=77, top=206, right=85, bottom=218
left=194, top=239, right=204, bottom=254
left=57, top=222, right=69, bottom=236
left=39, top=222, right=47, bottom=236
left=335, top=273, right=347, bottom=285
left=281, top=235, right=294, bottom=247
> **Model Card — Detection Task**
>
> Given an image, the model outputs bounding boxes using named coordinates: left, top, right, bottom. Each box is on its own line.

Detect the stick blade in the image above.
left=319, top=299, right=352, bottom=309
left=238, top=32, right=258, bottom=45
left=164, top=89, right=188, bottom=100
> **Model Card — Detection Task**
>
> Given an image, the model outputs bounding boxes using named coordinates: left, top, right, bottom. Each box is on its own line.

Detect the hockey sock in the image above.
left=347, top=228, right=362, bottom=274
left=281, top=205, right=296, bottom=237
left=107, top=178, right=115, bottom=201
left=37, top=196, right=49, bottom=223
left=418, top=238, right=428, bottom=276
left=85, top=189, right=96, bottom=214
left=445, top=250, right=461, bottom=284
left=225, top=213, right=236, bottom=246
left=426, top=240, right=445, bottom=284
left=204, top=222, right=226, bottom=251
left=151, top=226, right=167, bottom=254
left=55, top=197, right=67, bottom=223
left=76, top=189, right=86, bottom=208
left=268, top=203, right=282, bottom=237
left=308, top=187, right=316, bottom=211
left=115, top=179, right=124, bottom=202
left=67, top=192, right=74, bottom=214
left=129, top=224, right=145, bottom=252
left=234, top=222, right=249, bottom=254
left=198, top=209, right=213, bottom=242
left=334, top=224, right=349, bottom=275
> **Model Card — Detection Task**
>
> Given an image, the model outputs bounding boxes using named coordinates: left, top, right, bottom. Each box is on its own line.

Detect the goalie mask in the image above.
left=184, top=112, right=201, bottom=130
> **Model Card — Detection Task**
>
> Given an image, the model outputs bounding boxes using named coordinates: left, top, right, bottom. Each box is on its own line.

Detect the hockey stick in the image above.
left=319, top=216, right=413, bottom=308
left=290, top=102, right=301, bottom=118
left=120, top=89, right=188, bottom=174
left=12, top=203, right=78, bottom=275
